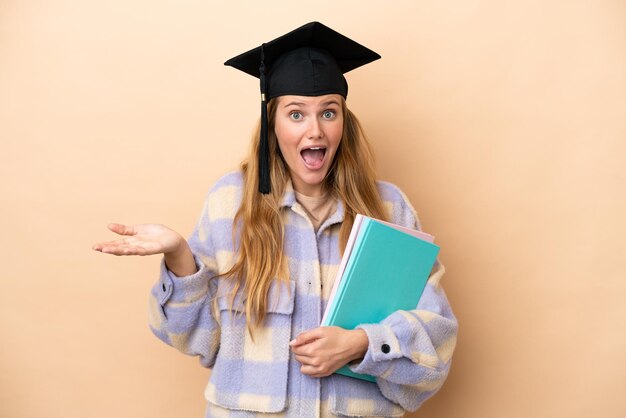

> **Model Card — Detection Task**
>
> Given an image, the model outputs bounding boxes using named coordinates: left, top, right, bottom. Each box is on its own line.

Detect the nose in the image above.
left=306, top=117, right=323, bottom=139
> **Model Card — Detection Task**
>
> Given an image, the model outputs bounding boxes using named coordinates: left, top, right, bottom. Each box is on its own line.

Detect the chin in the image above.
left=295, top=173, right=327, bottom=192
left=304, top=173, right=328, bottom=186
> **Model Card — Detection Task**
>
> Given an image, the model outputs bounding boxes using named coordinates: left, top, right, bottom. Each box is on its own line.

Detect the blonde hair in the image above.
left=222, top=97, right=388, bottom=336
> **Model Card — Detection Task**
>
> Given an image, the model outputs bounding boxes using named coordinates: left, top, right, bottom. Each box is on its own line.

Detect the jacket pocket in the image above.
left=205, top=279, right=295, bottom=413
left=329, top=374, right=405, bottom=417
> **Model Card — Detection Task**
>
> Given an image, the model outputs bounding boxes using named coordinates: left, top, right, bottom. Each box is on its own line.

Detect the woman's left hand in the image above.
left=289, top=326, right=369, bottom=378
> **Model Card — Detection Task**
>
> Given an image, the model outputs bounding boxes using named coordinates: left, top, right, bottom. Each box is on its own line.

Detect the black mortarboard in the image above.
left=224, top=21, right=381, bottom=194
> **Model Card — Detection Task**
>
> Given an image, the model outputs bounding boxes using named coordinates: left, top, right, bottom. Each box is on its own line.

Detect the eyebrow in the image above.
left=282, top=100, right=341, bottom=108
left=283, top=101, right=306, bottom=108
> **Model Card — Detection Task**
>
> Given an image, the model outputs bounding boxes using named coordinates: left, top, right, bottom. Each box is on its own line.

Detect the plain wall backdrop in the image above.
left=1, top=1, right=625, bottom=417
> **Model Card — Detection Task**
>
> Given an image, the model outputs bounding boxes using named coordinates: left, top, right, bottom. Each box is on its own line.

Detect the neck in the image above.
left=292, top=180, right=327, bottom=198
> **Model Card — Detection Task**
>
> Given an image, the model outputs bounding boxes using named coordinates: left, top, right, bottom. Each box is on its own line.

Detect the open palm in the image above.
left=92, top=223, right=183, bottom=256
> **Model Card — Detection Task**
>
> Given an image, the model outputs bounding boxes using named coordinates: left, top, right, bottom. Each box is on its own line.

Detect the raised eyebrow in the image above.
left=282, top=100, right=341, bottom=108
left=282, top=101, right=306, bottom=108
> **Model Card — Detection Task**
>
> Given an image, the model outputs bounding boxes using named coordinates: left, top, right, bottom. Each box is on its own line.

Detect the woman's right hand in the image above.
left=92, top=223, right=185, bottom=256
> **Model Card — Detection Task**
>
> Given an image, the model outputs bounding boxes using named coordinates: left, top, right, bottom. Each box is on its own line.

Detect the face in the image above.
left=273, top=94, right=344, bottom=197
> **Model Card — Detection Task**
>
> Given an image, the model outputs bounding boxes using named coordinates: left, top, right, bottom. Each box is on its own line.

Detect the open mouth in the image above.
left=300, top=146, right=327, bottom=169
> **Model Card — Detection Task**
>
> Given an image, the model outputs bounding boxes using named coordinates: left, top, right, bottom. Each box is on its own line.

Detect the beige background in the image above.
left=1, top=1, right=625, bottom=417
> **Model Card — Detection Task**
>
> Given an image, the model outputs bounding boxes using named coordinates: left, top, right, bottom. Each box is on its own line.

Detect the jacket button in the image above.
left=381, top=344, right=390, bottom=354
left=162, top=283, right=166, bottom=292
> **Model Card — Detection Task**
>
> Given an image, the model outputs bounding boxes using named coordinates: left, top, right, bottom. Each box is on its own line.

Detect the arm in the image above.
left=347, top=185, right=457, bottom=411
left=348, top=260, right=457, bottom=411
left=289, top=262, right=456, bottom=411
left=92, top=187, right=228, bottom=368
left=293, top=184, right=457, bottom=409
left=164, top=241, right=197, bottom=277
left=148, top=197, right=222, bottom=368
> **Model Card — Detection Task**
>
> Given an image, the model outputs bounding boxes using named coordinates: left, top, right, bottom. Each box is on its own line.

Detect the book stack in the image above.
left=321, top=214, right=440, bottom=381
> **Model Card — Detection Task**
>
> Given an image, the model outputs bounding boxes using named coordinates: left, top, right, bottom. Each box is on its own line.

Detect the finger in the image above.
left=299, top=364, right=317, bottom=376
left=294, top=354, right=316, bottom=365
left=291, top=345, right=315, bottom=357
left=290, top=338, right=317, bottom=353
left=93, top=237, right=132, bottom=249
left=99, top=243, right=150, bottom=256
left=290, top=327, right=325, bottom=347
left=107, top=223, right=136, bottom=236
left=99, top=238, right=163, bottom=256
left=311, top=371, right=332, bottom=378
left=291, top=348, right=315, bottom=358
left=299, top=364, right=330, bottom=378
left=98, top=245, right=133, bottom=256
left=92, top=241, right=116, bottom=251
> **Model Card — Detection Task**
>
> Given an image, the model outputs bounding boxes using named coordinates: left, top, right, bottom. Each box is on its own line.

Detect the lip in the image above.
left=299, top=146, right=327, bottom=170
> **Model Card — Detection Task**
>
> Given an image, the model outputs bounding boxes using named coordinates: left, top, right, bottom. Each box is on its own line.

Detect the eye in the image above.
left=290, top=111, right=303, bottom=121
left=322, top=110, right=336, bottom=119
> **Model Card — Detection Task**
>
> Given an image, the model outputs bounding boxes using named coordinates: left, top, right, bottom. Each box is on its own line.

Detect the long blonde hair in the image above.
left=222, top=97, right=388, bottom=335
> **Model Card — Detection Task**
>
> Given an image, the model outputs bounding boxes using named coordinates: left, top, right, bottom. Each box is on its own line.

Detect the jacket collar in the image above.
left=279, top=178, right=297, bottom=208
left=279, top=178, right=345, bottom=232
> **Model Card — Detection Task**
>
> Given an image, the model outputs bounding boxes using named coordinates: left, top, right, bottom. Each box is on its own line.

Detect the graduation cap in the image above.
left=224, top=21, right=381, bottom=194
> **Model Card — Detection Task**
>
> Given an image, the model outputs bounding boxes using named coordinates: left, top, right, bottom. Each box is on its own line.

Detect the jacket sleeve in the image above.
left=348, top=186, right=458, bottom=411
left=147, top=194, right=221, bottom=368
left=348, top=261, right=457, bottom=411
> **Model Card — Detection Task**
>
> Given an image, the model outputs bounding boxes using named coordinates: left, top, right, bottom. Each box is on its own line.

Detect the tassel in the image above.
left=258, top=44, right=271, bottom=194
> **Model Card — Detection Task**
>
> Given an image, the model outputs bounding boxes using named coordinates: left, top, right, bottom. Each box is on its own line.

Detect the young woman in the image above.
left=93, top=22, right=457, bottom=417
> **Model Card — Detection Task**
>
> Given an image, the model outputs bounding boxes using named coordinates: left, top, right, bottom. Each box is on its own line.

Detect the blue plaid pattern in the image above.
left=148, top=171, right=457, bottom=417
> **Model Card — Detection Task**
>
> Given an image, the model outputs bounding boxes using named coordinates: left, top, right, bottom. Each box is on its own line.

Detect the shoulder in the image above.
left=208, top=170, right=244, bottom=194
left=203, top=170, right=244, bottom=221
left=376, top=180, right=408, bottom=204
left=376, top=180, right=423, bottom=231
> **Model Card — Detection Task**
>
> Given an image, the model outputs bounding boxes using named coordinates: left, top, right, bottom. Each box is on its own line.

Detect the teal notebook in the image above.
left=321, top=215, right=440, bottom=382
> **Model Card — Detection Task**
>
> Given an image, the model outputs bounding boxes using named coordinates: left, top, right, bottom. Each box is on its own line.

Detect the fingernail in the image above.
left=289, top=339, right=296, bottom=346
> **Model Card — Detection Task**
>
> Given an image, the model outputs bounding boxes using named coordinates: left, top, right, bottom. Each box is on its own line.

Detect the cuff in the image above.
left=348, top=323, right=403, bottom=376
left=155, top=254, right=209, bottom=305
